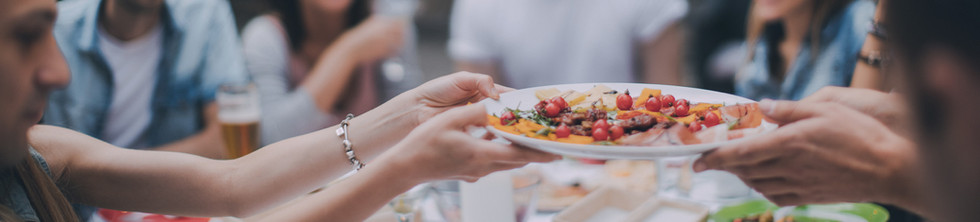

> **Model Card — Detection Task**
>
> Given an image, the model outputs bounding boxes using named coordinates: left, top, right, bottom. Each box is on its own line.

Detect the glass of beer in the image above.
left=216, top=82, right=261, bottom=159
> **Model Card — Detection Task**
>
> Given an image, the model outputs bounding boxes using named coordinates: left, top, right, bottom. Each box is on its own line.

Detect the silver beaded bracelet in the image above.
left=336, top=114, right=365, bottom=171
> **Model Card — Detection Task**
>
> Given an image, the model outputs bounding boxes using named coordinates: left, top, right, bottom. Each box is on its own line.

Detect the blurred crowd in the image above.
left=2, top=0, right=979, bottom=221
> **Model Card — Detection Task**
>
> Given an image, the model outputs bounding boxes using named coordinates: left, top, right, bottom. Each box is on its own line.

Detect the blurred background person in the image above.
left=735, top=0, right=874, bottom=100
left=685, top=0, right=751, bottom=94
left=696, top=0, right=980, bottom=220
left=242, top=0, right=424, bottom=145
left=46, top=0, right=244, bottom=157
left=448, top=0, right=688, bottom=89
left=884, top=0, right=980, bottom=220
left=44, top=0, right=246, bottom=219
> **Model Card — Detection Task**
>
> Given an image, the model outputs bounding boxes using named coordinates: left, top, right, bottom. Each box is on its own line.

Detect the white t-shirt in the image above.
left=97, top=25, right=163, bottom=148
left=448, top=0, right=687, bottom=89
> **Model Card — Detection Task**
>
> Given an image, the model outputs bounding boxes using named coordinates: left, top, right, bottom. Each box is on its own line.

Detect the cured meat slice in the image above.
left=720, top=103, right=764, bottom=130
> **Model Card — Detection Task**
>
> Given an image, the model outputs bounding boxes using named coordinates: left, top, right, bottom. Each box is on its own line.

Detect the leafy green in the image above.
left=535, top=128, right=553, bottom=137
left=591, top=141, right=616, bottom=145
left=506, top=107, right=555, bottom=126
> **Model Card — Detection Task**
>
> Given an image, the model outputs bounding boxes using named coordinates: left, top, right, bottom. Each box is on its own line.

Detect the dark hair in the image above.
left=267, top=0, right=371, bottom=51
left=0, top=159, right=78, bottom=222
left=745, top=0, right=852, bottom=80
left=887, top=0, right=980, bottom=65
left=887, top=0, right=980, bottom=132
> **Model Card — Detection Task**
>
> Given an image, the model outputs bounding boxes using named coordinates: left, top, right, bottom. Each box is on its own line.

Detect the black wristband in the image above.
left=857, top=51, right=885, bottom=68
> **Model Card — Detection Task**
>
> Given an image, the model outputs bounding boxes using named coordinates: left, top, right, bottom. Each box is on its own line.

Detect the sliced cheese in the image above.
left=559, top=90, right=586, bottom=106
left=600, top=93, right=619, bottom=110
left=584, top=84, right=613, bottom=96
left=573, top=92, right=604, bottom=110
left=535, top=88, right=561, bottom=101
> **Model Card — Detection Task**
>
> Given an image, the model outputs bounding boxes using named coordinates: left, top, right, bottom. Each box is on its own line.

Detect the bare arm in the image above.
left=640, top=22, right=686, bottom=86
left=31, top=115, right=385, bottom=217
left=850, top=0, right=887, bottom=90
left=148, top=103, right=226, bottom=159
left=301, top=17, right=405, bottom=113
left=30, top=72, right=513, bottom=218
left=245, top=104, right=558, bottom=221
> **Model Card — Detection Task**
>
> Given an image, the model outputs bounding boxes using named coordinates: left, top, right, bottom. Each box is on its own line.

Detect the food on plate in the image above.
left=731, top=210, right=799, bottom=222
left=487, top=85, right=768, bottom=146
left=732, top=210, right=774, bottom=222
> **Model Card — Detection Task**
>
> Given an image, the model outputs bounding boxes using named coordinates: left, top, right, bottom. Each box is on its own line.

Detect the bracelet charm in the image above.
left=336, top=113, right=365, bottom=171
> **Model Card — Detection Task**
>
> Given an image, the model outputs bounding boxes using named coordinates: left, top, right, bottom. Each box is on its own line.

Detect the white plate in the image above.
left=479, top=83, right=777, bottom=159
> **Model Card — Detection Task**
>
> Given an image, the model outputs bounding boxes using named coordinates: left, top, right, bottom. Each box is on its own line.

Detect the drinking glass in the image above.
left=656, top=156, right=693, bottom=198
left=512, top=172, right=542, bottom=222
left=216, top=82, right=261, bottom=159
left=374, top=0, right=419, bottom=85
left=389, top=184, right=429, bottom=222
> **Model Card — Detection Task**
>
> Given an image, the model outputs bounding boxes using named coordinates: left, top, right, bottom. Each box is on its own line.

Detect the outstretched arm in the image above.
left=30, top=72, right=515, bottom=218
left=245, top=104, right=558, bottom=221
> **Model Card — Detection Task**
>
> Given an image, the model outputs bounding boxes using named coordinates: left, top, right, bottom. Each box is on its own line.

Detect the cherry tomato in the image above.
left=616, top=92, right=633, bottom=110
left=545, top=103, right=560, bottom=117
left=688, top=121, right=703, bottom=132
left=592, top=127, right=609, bottom=141
left=500, top=111, right=516, bottom=126
left=609, top=125, right=625, bottom=140
left=550, top=96, right=568, bottom=110
left=674, top=99, right=689, bottom=108
left=555, top=124, right=571, bottom=138
left=661, top=94, right=675, bottom=108
left=674, top=103, right=689, bottom=117
left=593, top=119, right=610, bottom=131
left=644, top=96, right=661, bottom=111
left=703, top=111, right=721, bottom=127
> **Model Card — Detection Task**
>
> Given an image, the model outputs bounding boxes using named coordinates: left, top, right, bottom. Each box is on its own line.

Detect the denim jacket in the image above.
left=735, top=0, right=875, bottom=101
left=43, top=0, right=247, bottom=148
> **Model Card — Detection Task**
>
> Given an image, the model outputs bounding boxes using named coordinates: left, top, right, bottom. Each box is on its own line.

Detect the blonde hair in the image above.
left=0, top=158, right=78, bottom=222
left=745, top=0, right=853, bottom=68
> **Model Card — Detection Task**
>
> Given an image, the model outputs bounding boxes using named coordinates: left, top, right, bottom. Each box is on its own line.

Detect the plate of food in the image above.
left=710, top=199, right=890, bottom=222
left=479, top=83, right=777, bottom=159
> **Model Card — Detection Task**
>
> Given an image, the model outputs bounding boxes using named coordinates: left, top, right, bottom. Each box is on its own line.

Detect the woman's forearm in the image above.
left=850, top=36, right=885, bottom=89
left=850, top=0, right=887, bottom=90
left=244, top=158, right=419, bottom=221
left=42, top=95, right=419, bottom=217
left=222, top=99, right=417, bottom=216
left=300, top=41, right=363, bottom=114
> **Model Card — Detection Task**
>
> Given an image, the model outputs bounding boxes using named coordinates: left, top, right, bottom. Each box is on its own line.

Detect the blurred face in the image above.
left=894, top=48, right=980, bottom=222
left=305, top=0, right=353, bottom=13
left=0, top=0, right=70, bottom=167
left=753, top=0, right=811, bottom=22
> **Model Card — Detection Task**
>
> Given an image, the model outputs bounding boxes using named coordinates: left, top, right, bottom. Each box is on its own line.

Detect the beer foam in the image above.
left=219, top=109, right=260, bottom=124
